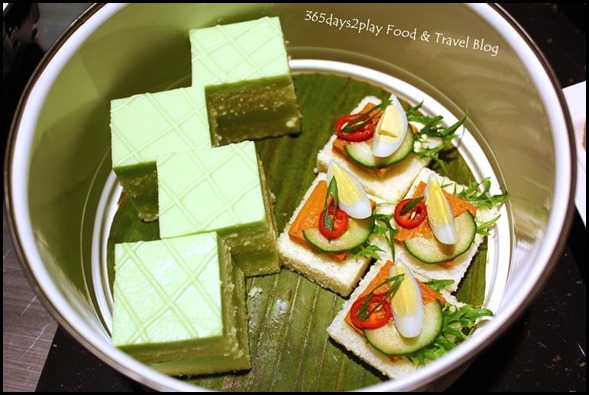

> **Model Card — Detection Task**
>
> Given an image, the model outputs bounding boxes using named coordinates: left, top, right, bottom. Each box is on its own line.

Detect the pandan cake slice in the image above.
left=157, top=141, right=280, bottom=276
left=110, top=87, right=211, bottom=221
left=190, top=16, right=301, bottom=145
left=111, top=232, right=249, bottom=376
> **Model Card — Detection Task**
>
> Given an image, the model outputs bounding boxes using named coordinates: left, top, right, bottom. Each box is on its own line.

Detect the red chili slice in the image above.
left=334, top=113, right=376, bottom=142
left=350, top=293, right=392, bottom=329
left=394, top=198, right=427, bottom=229
left=318, top=206, right=349, bottom=239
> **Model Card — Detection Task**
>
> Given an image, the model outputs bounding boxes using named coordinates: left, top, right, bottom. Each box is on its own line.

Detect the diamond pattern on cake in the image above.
left=112, top=233, right=223, bottom=346
left=111, top=87, right=211, bottom=168
left=158, top=141, right=266, bottom=239
left=190, top=17, right=289, bottom=86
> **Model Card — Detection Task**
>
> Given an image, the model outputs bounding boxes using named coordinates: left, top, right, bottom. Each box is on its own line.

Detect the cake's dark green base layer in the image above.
left=222, top=225, right=279, bottom=277
left=113, top=163, right=158, bottom=222
left=207, top=75, right=301, bottom=146
left=219, top=157, right=281, bottom=277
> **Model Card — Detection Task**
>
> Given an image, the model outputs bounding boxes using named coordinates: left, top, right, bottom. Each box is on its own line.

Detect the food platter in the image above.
left=86, top=59, right=511, bottom=391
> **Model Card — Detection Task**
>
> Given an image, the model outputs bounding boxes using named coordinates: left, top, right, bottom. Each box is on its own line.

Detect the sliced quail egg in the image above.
left=424, top=174, right=457, bottom=244
left=326, top=160, right=371, bottom=219
left=372, top=94, right=408, bottom=158
left=390, top=261, right=424, bottom=338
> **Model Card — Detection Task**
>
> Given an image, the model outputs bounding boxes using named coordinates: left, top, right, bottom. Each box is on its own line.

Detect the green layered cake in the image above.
left=190, top=16, right=301, bottom=145
left=110, top=87, right=211, bottom=221
left=111, top=232, right=250, bottom=376
left=157, top=141, right=280, bottom=276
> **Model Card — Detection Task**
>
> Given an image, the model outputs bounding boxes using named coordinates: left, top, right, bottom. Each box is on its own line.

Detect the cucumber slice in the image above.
left=364, top=300, right=443, bottom=356
left=302, top=216, right=374, bottom=253
left=404, top=210, right=477, bottom=264
left=344, top=129, right=414, bottom=169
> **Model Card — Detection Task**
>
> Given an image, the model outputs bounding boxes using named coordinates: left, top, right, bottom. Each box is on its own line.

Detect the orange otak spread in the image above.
left=344, top=260, right=446, bottom=335
left=288, top=180, right=376, bottom=262
left=287, top=180, right=348, bottom=262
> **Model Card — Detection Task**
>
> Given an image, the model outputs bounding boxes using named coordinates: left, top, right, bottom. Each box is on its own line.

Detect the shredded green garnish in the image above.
left=341, top=99, right=391, bottom=134
left=322, top=177, right=339, bottom=232
left=409, top=303, right=494, bottom=366
left=374, top=213, right=398, bottom=261
left=352, top=212, right=397, bottom=261
left=356, top=274, right=404, bottom=320
left=352, top=244, right=384, bottom=260
left=424, top=279, right=455, bottom=293
left=476, top=215, right=501, bottom=236
left=407, top=102, right=468, bottom=172
left=454, top=177, right=508, bottom=209
left=400, top=197, right=424, bottom=216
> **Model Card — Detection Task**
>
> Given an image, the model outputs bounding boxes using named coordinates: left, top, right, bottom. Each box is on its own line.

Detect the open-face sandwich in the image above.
left=317, top=94, right=466, bottom=205
left=327, top=258, right=493, bottom=379
left=277, top=161, right=382, bottom=297
left=374, top=167, right=506, bottom=293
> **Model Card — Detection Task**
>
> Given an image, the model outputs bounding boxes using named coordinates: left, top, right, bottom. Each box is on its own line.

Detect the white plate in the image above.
left=563, top=81, right=586, bottom=226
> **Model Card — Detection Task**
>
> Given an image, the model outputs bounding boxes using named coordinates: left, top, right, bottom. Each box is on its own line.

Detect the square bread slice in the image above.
left=277, top=173, right=376, bottom=297
left=316, top=96, right=429, bottom=205
left=327, top=256, right=472, bottom=380
left=391, top=167, right=498, bottom=293
left=326, top=259, right=418, bottom=379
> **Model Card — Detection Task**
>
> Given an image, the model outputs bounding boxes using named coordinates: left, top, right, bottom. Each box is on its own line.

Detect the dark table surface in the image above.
left=3, top=3, right=586, bottom=392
